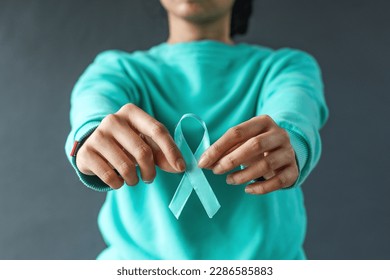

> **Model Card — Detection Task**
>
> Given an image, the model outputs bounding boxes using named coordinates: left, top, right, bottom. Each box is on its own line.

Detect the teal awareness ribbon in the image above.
left=169, top=113, right=221, bottom=219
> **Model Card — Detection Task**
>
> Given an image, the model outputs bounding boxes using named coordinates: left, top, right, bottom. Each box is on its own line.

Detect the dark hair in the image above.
left=230, top=0, right=254, bottom=37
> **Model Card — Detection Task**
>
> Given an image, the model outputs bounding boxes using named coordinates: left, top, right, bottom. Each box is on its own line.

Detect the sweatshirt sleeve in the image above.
left=64, top=50, right=140, bottom=192
left=257, top=48, right=329, bottom=189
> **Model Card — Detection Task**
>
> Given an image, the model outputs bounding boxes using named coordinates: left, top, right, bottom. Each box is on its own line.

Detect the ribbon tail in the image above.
left=186, top=167, right=221, bottom=218
left=169, top=174, right=193, bottom=219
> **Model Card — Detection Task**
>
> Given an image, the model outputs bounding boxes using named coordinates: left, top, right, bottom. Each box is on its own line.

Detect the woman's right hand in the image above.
left=75, top=103, right=186, bottom=189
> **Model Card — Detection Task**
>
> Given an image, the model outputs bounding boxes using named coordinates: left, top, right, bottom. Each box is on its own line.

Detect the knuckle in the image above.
left=286, top=147, right=296, bottom=162
left=150, top=122, right=167, bottom=137
left=234, top=173, right=246, bottom=184
left=261, top=114, right=272, bottom=124
left=134, top=144, right=153, bottom=160
left=92, top=129, right=105, bottom=141
left=276, top=173, right=287, bottom=187
left=280, top=129, right=290, bottom=141
left=101, top=169, right=121, bottom=188
left=228, top=126, right=244, bottom=141
left=83, top=142, right=96, bottom=154
left=121, top=103, right=135, bottom=112
left=222, top=155, right=236, bottom=169
left=90, top=130, right=108, bottom=146
left=264, top=155, right=276, bottom=171
left=211, top=142, right=223, bottom=155
left=284, top=171, right=296, bottom=187
left=251, top=136, right=264, bottom=151
left=102, top=114, right=119, bottom=126
left=254, top=184, right=266, bottom=194
left=117, top=161, right=133, bottom=176
left=101, top=169, right=115, bottom=183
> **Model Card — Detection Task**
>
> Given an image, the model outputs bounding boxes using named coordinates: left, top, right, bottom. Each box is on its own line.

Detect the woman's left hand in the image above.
left=197, top=115, right=299, bottom=195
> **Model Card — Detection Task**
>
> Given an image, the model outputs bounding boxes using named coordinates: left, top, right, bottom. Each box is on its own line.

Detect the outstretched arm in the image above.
left=198, top=49, right=329, bottom=194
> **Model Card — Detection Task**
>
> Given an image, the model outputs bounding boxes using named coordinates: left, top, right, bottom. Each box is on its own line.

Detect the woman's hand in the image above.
left=76, top=103, right=186, bottom=189
left=197, top=115, right=299, bottom=195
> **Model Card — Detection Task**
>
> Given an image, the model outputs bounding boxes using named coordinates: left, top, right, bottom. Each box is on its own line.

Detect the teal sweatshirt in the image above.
left=65, top=40, right=328, bottom=260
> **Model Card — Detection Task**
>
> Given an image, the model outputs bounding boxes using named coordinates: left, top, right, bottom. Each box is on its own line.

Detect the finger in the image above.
left=261, top=152, right=276, bottom=179
left=124, top=104, right=185, bottom=172
left=225, top=148, right=295, bottom=185
left=206, top=141, right=244, bottom=170
left=121, top=147, right=137, bottom=166
left=263, top=170, right=276, bottom=180
left=75, top=145, right=95, bottom=176
left=198, top=115, right=273, bottom=169
left=240, top=155, right=275, bottom=180
left=96, top=137, right=141, bottom=186
left=240, top=152, right=265, bottom=168
left=211, top=131, right=286, bottom=174
left=143, top=135, right=179, bottom=173
left=107, top=119, right=156, bottom=182
left=244, top=165, right=299, bottom=195
left=82, top=149, right=124, bottom=189
left=241, top=154, right=275, bottom=180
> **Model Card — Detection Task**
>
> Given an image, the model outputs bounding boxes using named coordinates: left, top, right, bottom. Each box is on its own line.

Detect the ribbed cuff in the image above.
left=281, top=128, right=309, bottom=190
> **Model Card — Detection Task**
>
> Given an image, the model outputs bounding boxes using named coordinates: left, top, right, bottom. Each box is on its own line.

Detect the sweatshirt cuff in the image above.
left=68, top=121, right=113, bottom=192
left=281, top=128, right=309, bottom=190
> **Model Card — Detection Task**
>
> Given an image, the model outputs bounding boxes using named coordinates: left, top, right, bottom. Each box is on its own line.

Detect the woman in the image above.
left=65, top=0, right=329, bottom=259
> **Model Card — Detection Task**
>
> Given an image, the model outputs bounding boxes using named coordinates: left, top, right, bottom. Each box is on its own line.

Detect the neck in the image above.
left=165, top=14, right=234, bottom=45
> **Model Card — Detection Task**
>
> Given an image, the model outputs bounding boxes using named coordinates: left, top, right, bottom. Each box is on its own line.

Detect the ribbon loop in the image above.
left=169, top=113, right=221, bottom=219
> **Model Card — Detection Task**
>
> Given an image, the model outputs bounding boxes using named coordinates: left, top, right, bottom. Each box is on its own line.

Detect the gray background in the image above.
left=0, top=0, right=389, bottom=259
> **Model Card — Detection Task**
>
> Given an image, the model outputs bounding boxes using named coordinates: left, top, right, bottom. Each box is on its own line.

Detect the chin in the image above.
left=161, top=0, right=212, bottom=21
left=161, top=0, right=232, bottom=23
left=175, top=2, right=209, bottom=19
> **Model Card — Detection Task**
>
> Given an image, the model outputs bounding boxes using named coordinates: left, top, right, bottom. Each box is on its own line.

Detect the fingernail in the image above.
left=143, top=179, right=154, bottom=184
left=245, top=187, right=254, bottom=194
left=226, top=175, right=235, bottom=185
left=176, top=158, right=186, bottom=171
left=198, top=155, right=209, bottom=168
